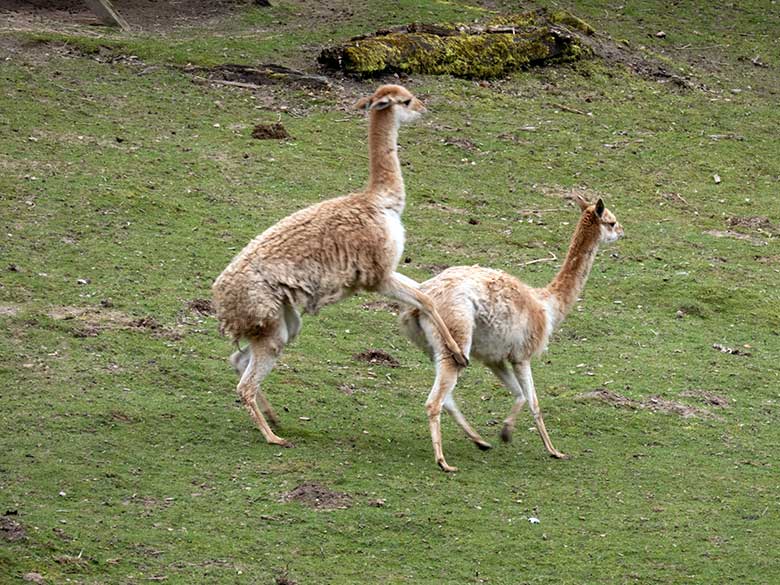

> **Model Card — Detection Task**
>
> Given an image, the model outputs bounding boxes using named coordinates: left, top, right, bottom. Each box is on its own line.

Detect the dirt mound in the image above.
left=352, top=348, right=400, bottom=368
left=680, top=390, right=730, bottom=408
left=727, top=216, right=777, bottom=234
left=252, top=123, right=290, bottom=140
left=1, top=515, right=26, bottom=542
left=48, top=306, right=181, bottom=340
left=577, top=389, right=720, bottom=419
left=280, top=482, right=352, bottom=510
left=186, top=298, right=214, bottom=316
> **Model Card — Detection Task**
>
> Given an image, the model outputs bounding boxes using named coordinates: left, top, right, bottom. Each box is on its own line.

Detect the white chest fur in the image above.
left=384, top=209, right=406, bottom=267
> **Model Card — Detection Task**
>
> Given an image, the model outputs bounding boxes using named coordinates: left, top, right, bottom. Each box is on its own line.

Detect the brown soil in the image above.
left=48, top=306, right=181, bottom=339
left=1, top=516, right=26, bottom=542
left=0, top=0, right=255, bottom=33
left=577, top=388, right=719, bottom=419
left=680, top=390, right=730, bottom=408
left=186, top=298, right=214, bottom=316
left=352, top=348, right=400, bottom=368
left=727, top=216, right=777, bottom=234
left=704, top=230, right=767, bottom=246
left=280, top=482, right=352, bottom=510
left=252, top=123, right=290, bottom=140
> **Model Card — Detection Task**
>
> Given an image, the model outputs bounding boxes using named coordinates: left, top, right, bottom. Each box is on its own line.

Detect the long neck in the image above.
left=544, top=214, right=601, bottom=324
left=366, top=109, right=404, bottom=207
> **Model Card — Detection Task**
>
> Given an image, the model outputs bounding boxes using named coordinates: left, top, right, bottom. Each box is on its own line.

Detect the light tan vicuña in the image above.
left=400, top=196, right=624, bottom=471
left=213, top=84, right=468, bottom=447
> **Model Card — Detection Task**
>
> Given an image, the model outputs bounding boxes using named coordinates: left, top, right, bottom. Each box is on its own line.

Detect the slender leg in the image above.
left=380, top=273, right=468, bottom=367
left=443, top=393, right=492, bottom=451
left=512, top=361, right=567, bottom=459
left=426, top=358, right=462, bottom=472
left=231, top=346, right=280, bottom=426
left=237, top=318, right=291, bottom=446
left=488, top=362, right=527, bottom=443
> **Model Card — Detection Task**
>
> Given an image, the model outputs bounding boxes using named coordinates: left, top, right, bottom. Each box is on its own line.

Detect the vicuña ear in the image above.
left=595, top=198, right=605, bottom=217
left=369, top=96, right=393, bottom=111
left=354, top=96, right=372, bottom=111
left=575, top=194, right=589, bottom=211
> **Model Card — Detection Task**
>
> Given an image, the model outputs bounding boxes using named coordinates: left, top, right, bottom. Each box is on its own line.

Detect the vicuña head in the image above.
left=354, top=84, right=426, bottom=124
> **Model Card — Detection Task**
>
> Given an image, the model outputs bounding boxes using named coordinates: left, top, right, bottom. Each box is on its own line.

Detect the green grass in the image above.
left=1, top=1, right=779, bottom=583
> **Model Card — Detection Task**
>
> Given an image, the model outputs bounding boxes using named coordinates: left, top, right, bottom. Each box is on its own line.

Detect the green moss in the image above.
left=323, top=8, right=594, bottom=79
left=549, top=10, right=596, bottom=35
left=334, top=28, right=587, bottom=78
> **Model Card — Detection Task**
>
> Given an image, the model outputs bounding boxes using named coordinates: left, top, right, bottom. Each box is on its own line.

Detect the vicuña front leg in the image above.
left=443, top=393, right=492, bottom=451
left=513, top=361, right=567, bottom=459
left=488, top=362, right=527, bottom=443
left=381, top=273, right=469, bottom=367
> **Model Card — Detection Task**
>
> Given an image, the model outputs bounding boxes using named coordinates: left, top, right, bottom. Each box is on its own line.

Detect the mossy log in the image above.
left=318, top=9, right=594, bottom=79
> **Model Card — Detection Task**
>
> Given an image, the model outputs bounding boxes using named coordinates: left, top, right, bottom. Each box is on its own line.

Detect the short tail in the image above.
left=398, top=308, right=434, bottom=361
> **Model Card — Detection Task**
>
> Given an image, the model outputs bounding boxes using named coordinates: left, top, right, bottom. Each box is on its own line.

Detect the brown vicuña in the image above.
left=213, top=84, right=468, bottom=447
left=400, top=196, right=624, bottom=471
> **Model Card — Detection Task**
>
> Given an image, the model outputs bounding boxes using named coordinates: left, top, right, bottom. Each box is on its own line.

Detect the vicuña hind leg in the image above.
left=380, top=273, right=468, bottom=367
left=513, top=361, right=567, bottom=459
left=238, top=318, right=291, bottom=447
left=425, top=357, right=463, bottom=472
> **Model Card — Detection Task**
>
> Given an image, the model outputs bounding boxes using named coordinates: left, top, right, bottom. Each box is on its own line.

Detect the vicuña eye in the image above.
left=402, top=99, right=412, bottom=106
left=608, top=222, right=616, bottom=227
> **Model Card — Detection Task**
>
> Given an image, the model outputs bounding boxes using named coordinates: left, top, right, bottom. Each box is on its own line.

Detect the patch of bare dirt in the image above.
left=1, top=515, right=26, bottom=542
left=274, top=573, right=298, bottom=585
left=0, top=304, right=20, bottom=317
left=252, top=123, right=290, bottom=140
left=186, top=298, right=214, bottom=316
left=577, top=389, right=720, bottom=419
left=680, top=390, right=730, bottom=408
left=280, top=482, right=352, bottom=510
left=704, top=230, right=767, bottom=246
left=577, top=389, right=638, bottom=409
left=0, top=0, right=257, bottom=34
left=48, top=306, right=181, bottom=340
left=727, top=215, right=777, bottom=234
left=581, top=33, right=696, bottom=89
left=352, top=348, right=400, bottom=368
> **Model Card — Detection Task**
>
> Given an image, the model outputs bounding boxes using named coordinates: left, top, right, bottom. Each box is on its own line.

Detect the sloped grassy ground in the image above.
left=1, top=1, right=779, bottom=583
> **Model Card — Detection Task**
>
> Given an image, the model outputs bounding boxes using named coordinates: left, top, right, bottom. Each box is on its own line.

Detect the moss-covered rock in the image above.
left=319, top=9, right=595, bottom=79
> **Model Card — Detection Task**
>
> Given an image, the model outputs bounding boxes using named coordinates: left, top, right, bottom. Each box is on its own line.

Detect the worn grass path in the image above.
left=1, top=1, right=779, bottom=583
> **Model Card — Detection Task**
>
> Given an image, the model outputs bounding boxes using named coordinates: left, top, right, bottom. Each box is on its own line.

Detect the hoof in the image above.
left=500, top=425, right=513, bottom=443
left=270, top=438, right=294, bottom=448
left=549, top=450, right=568, bottom=460
left=451, top=351, right=469, bottom=368
left=437, top=460, right=458, bottom=473
left=475, top=440, right=492, bottom=451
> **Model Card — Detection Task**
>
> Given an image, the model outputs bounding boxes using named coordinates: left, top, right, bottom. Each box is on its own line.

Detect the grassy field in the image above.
left=1, top=1, right=779, bottom=583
